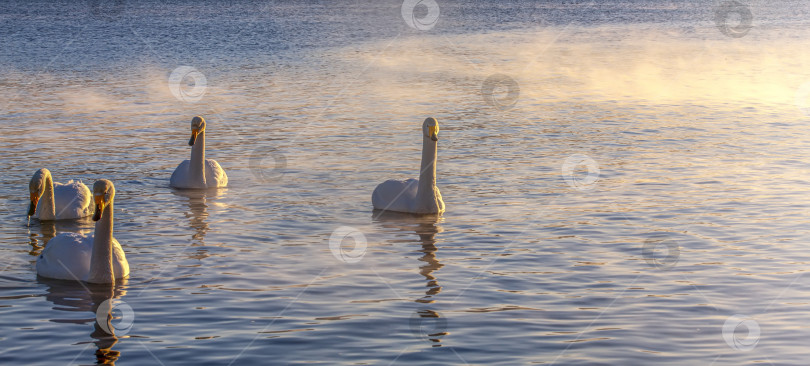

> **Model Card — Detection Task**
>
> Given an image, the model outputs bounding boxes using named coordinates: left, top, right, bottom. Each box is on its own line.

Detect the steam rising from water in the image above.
left=2, top=23, right=808, bottom=126
left=339, top=24, right=810, bottom=109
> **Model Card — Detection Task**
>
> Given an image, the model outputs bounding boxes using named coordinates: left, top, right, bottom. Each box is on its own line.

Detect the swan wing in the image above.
left=205, top=159, right=228, bottom=188
left=36, top=233, right=92, bottom=281
left=52, top=180, right=93, bottom=220
left=170, top=160, right=191, bottom=188
left=372, top=178, right=418, bottom=213
left=435, top=186, right=445, bottom=213
left=112, top=238, right=130, bottom=279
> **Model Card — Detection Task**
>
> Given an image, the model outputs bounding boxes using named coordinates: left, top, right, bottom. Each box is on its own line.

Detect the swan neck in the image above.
left=417, top=136, right=438, bottom=200
left=40, top=174, right=56, bottom=220
left=88, top=202, right=115, bottom=284
left=190, top=131, right=206, bottom=185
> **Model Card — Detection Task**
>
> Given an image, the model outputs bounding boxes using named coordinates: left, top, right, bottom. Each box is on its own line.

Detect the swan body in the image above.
left=37, top=180, right=129, bottom=284
left=170, top=159, right=227, bottom=189
left=28, top=168, right=93, bottom=220
left=170, top=116, right=228, bottom=189
left=35, top=233, right=129, bottom=281
left=372, top=117, right=445, bottom=215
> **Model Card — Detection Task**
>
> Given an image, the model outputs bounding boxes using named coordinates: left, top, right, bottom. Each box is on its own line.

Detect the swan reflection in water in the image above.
left=39, top=278, right=130, bottom=364
left=372, top=210, right=449, bottom=345
left=171, top=188, right=227, bottom=246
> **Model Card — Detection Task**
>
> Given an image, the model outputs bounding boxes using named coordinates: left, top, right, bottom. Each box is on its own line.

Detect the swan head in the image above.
left=92, top=180, right=115, bottom=222
left=27, top=168, right=52, bottom=217
left=422, top=117, right=439, bottom=142
left=188, top=116, right=206, bottom=146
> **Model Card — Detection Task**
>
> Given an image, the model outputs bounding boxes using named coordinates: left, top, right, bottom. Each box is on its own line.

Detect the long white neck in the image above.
left=39, top=175, right=56, bottom=220
left=415, top=136, right=439, bottom=213
left=87, top=201, right=115, bottom=284
left=190, top=131, right=206, bottom=186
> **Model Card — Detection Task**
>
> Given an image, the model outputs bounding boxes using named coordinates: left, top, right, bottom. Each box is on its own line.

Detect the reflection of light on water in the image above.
left=0, top=5, right=808, bottom=363
left=172, top=188, right=227, bottom=247
left=374, top=212, right=447, bottom=345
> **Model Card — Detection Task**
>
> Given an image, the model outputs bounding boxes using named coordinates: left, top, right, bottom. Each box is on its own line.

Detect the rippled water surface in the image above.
left=2, top=1, right=810, bottom=365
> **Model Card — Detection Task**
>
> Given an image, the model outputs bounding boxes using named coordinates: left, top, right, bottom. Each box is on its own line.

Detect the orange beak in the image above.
left=28, top=192, right=39, bottom=217
left=429, top=125, right=438, bottom=141
left=93, top=195, right=105, bottom=222
left=189, top=128, right=199, bottom=146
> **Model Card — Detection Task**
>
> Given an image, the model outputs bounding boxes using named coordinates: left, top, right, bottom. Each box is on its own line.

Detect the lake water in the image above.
left=1, top=1, right=810, bottom=365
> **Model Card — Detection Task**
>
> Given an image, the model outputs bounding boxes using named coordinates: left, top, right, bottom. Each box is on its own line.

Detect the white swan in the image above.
left=37, top=180, right=129, bottom=284
left=28, top=168, right=93, bottom=220
left=170, top=116, right=228, bottom=189
left=372, top=117, right=445, bottom=214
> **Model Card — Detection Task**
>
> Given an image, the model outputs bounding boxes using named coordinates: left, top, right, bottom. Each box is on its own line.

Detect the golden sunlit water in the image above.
left=1, top=1, right=809, bottom=365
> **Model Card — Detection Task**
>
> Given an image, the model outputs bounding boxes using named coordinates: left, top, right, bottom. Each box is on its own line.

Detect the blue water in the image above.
left=2, top=1, right=810, bottom=365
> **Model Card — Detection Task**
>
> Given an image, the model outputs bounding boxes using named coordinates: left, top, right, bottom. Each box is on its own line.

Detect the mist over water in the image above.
left=1, top=1, right=810, bottom=365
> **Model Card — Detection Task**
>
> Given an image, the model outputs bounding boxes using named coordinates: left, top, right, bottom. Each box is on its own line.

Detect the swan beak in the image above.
left=429, top=125, right=438, bottom=141
left=93, top=195, right=105, bottom=222
left=189, top=129, right=198, bottom=146
left=28, top=193, right=38, bottom=217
